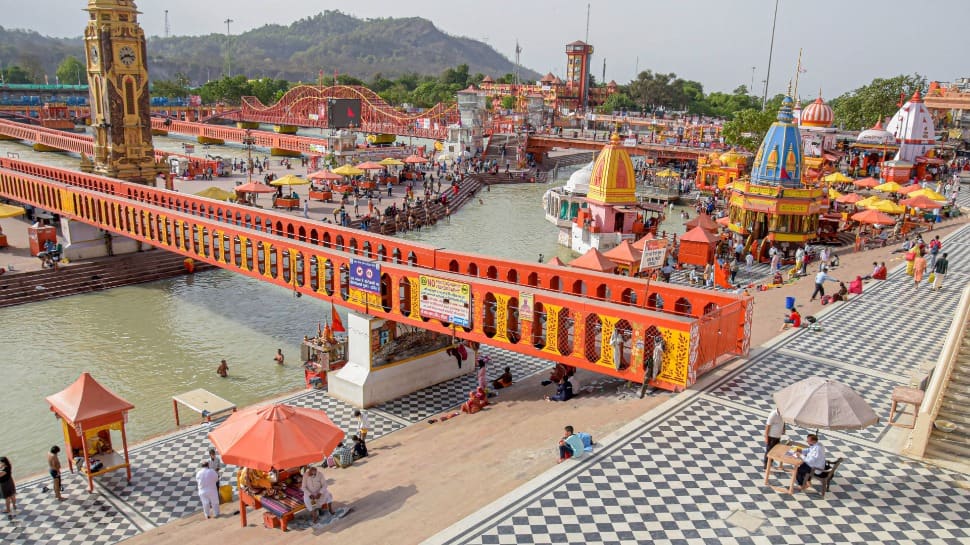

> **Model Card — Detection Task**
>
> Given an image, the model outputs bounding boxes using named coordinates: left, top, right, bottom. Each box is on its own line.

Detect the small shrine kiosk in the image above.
left=678, top=226, right=717, bottom=267
left=685, top=213, right=719, bottom=233
left=46, top=373, right=134, bottom=492
left=603, top=240, right=642, bottom=276
left=569, top=248, right=617, bottom=274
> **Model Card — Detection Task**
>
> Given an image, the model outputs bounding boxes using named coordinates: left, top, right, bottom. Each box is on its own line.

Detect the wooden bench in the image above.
left=260, top=490, right=305, bottom=531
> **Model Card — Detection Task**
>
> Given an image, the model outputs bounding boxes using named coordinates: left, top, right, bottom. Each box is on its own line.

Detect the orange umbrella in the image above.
left=234, top=181, right=276, bottom=194
left=851, top=209, right=896, bottom=225
left=403, top=155, right=429, bottom=164
left=208, top=404, right=344, bottom=471
left=900, top=195, right=943, bottom=209
left=356, top=161, right=384, bottom=170
left=835, top=193, right=864, bottom=204
left=852, top=177, right=881, bottom=188
left=898, top=184, right=923, bottom=195
left=308, top=170, right=343, bottom=181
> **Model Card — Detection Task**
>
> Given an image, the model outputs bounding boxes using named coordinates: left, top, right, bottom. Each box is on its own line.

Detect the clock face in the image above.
left=89, top=45, right=99, bottom=65
left=119, top=46, right=136, bottom=66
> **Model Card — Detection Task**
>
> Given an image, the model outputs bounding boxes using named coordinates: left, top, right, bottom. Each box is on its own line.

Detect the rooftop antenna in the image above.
left=602, top=58, right=606, bottom=85
left=792, top=48, right=803, bottom=100
left=223, top=18, right=234, bottom=77
left=583, top=3, right=591, bottom=114
left=164, top=10, right=170, bottom=38
left=762, top=0, right=779, bottom=110
left=585, top=3, right=590, bottom=44
left=513, top=40, right=521, bottom=90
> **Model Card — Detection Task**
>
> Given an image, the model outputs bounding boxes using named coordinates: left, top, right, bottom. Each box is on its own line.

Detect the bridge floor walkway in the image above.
left=427, top=224, right=970, bottom=545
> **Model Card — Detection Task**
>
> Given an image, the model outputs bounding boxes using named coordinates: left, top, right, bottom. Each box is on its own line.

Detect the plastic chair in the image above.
left=810, top=457, right=843, bottom=498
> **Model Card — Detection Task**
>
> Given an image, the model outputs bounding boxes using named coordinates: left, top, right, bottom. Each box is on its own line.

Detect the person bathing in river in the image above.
left=217, top=359, right=229, bottom=378
left=274, top=349, right=284, bottom=365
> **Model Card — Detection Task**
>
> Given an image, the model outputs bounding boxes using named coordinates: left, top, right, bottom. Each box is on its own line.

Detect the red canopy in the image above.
left=569, top=248, right=617, bottom=272
left=685, top=213, right=719, bottom=232
left=680, top=225, right=718, bottom=244
left=46, top=372, right=134, bottom=427
left=308, top=170, right=343, bottom=181
left=898, top=184, right=923, bottom=195
left=234, top=181, right=276, bottom=194
left=852, top=177, right=881, bottom=188
left=207, top=404, right=344, bottom=472
left=356, top=161, right=384, bottom=170
left=403, top=155, right=429, bottom=164
left=836, top=193, right=864, bottom=204
left=632, top=234, right=656, bottom=251
left=603, top=240, right=642, bottom=265
left=851, top=209, right=896, bottom=225
left=899, top=195, right=943, bottom=209
left=546, top=256, right=564, bottom=266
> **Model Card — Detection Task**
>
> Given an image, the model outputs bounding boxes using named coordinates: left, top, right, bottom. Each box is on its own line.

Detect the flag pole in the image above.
left=793, top=48, right=802, bottom=101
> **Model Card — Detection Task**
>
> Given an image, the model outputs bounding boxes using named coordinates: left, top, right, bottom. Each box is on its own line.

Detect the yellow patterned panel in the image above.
left=408, top=277, right=422, bottom=320
left=58, top=188, right=76, bottom=215
left=237, top=235, right=249, bottom=271
left=656, top=327, right=690, bottom=387
left=492, top=293, right=510, bottom=343
left=598, top=316, right=621, bottom=368
left=261, top=241, right=273, bottom=279
left=765, top=148, right=778, bottom=170
left=786, top=148, right=797, bottom=172
left=542, top=303, right=563, bottom=356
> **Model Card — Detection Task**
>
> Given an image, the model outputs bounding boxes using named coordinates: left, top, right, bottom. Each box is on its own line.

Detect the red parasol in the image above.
left=403, top=155, right=429, bottom=164
left=207, top=404, right=344, bottom=471
left=852, top=177, right=881, bottom=188
left=850, top=209, right=896, bottom=225
left=308, top=170, right=343, bottom=181
left=356, top=161, right=384, bottom=170
left=835, top=193, right=864, bottom=204
left=234, top=181, right=276, bottom=194
left=899, top=195, right=943, bottom=209
left=898, top=184, right=923, bottom=195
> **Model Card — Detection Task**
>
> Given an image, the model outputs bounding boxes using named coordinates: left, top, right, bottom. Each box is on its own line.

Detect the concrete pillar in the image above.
left=328, top=312, right=476, bottom=408
left=59, top=218, right=146, bottom=260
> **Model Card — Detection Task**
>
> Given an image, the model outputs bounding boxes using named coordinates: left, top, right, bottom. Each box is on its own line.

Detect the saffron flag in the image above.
left=331, top=304, right=345, bottom=333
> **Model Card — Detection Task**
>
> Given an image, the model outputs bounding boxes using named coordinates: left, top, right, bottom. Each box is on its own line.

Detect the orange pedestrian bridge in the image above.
left=0, top=157, right=753, bottom=391
left=526, top=134, right=718, bottom=163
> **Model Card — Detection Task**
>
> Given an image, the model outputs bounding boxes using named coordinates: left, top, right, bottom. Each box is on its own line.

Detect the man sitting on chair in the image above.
left=795, top=434, right=826, bottom=491
left=301, top=465, right=333, bottom=524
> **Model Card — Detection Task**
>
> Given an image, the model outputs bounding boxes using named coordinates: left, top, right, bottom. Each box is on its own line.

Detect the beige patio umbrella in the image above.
left=773, top=377, right=879, bottom=432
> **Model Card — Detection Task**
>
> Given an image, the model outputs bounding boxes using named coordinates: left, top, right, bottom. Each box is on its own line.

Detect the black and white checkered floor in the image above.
left=0, top=346, right=551, bottom=545
left=427, top=225, right=970, bottom=545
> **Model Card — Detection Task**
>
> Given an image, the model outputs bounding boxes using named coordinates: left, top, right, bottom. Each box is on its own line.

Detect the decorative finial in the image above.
left=787, top=80, right=792, bottom=97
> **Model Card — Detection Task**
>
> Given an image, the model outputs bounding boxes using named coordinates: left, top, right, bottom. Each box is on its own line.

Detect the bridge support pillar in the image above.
left=59, top=218, right=147, bottom=260
left=270, top=147, right=301, bottom=157
left=197, top=136, right=225, bottom=145
left=32, top=143, right=62, bottom=152
left=151, top=129, right=169, bottom=136
left=273, top=125, right=298, bottom=134
left=328, top=313, right=476, bottom=408
left=237, top=122, right=260, bottom=130
left=0, top=134, right=20, bottom=141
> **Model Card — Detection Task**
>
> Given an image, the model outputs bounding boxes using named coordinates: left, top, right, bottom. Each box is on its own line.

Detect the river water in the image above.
left=0, top=137, right=693, bottom=479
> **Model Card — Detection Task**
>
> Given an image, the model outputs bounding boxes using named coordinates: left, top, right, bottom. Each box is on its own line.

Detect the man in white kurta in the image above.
left=302, top=465, right=333, bottom=523
left=195, top=461, right=220, bottom=519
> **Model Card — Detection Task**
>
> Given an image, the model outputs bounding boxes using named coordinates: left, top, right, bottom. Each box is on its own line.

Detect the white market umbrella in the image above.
left=773, top=377, right=879, bottom=431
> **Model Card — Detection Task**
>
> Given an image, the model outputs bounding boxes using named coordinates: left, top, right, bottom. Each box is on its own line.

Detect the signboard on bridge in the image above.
left=328, top=98, right=361, bottom=129
left=639, top=239, right=668, bottom=270
left=349, top=258, right=381, bottom=294
left=188, top=95, right=202, bottom=107
left=519, top=292, right=534, bottom=323
left=419, top=275, right=471, bottom=327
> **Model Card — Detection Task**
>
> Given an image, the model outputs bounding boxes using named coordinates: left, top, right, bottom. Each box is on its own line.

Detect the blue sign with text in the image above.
left=350, top=258, right=381, bottom=294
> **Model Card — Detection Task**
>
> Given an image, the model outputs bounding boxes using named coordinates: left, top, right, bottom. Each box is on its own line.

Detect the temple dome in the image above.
left=800, top=95, right=833, bottom=128
left=587, top=134, right=637, bottom=205
left=885, top=89, right=936, bottom=162
left=750, top=96, right=803, bottom=188
left=564, top=161, right=593, bottom=194
left=856, top=120, right=895, bottom=145
left=718, top=150, right=746, bottom=167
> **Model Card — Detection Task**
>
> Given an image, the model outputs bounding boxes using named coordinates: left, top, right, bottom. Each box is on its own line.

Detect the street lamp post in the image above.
left=243, top=129, right=255, bottom=183
left=223, top=18, right=234, bottom=78
left=762, top=0, right=779, bottom=110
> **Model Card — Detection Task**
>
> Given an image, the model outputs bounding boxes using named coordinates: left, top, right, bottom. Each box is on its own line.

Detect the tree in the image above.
left=500, top=95, right=516, bottom=110
left=598, top=92, right=637, bottom=114
left=830, top=74, right=926, bottom=130
left=152, top=72, right=191, bottom=98
left=1, top=65, right=32, bottom=84
left=722, top=94, right=787, bottom=151
left=56, top=56, right=86, bottom=86
left=440, top=64, right=469, bottom=87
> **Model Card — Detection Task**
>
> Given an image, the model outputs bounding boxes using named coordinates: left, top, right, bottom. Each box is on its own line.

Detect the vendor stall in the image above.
left=46, top=373, right=134, bottom=492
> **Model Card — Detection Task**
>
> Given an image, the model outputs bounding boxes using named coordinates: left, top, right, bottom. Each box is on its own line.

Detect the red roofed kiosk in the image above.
left=46, top=373, right=134, bottom=492
left=678, top=226, right=718, bottom=268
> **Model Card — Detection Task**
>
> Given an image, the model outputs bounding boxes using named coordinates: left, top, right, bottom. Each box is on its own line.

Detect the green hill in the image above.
left=1, top=11, right=538, bottom=85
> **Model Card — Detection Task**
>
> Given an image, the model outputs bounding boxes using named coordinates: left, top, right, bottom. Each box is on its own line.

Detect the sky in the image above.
left=6, top=0, right=970, bottom=98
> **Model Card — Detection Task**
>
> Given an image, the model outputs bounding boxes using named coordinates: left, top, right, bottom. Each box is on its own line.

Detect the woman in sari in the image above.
left=912, top=253, right=927, bottom=290
left=460, top=387, right=488, bottom=414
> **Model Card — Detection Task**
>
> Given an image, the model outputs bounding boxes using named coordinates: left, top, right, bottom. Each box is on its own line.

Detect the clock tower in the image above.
left=84, top=0, right=158, bottom=184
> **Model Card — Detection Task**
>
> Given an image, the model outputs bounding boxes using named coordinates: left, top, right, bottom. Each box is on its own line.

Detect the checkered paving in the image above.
left=376, top=347, right=553, bottom=422
left=708, top=349, right=897, bottom=443
left=0, top=470, right=139, bottom=545
left=666, top=261, right=786, bottom=290
left=438, top=397, right=970, bottom=545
